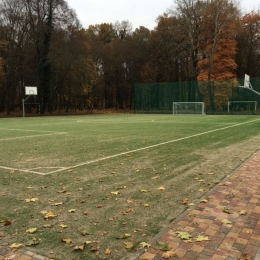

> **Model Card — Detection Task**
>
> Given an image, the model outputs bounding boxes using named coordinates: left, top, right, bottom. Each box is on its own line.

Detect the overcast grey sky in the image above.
left=66, top=0, right=260, bottom=30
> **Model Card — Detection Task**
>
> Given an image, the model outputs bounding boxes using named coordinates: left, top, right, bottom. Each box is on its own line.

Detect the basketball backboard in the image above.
left=244, top=74, right=250, bottom=88
left=25, top=86, right=37, bottom=95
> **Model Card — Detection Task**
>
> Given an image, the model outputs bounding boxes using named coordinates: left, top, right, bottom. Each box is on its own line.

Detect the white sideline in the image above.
left=0, top=118, right=259, bottom=175
left=0, top=128, right=65, bottom=133
left=0, top=165, right=46, bottom=175
left=0, top=132, right=67, bottom=141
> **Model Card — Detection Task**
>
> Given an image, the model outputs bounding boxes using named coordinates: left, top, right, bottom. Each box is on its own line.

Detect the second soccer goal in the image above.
left=173, top=102, right=206, bottom=115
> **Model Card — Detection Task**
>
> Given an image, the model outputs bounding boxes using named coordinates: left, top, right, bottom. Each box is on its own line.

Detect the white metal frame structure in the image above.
left=239, top=74, right=260, bottom=96
left=173, top=102, right=206, bottom=115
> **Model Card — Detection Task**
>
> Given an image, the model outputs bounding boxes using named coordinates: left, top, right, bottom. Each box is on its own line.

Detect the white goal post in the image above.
left=173, top=102, right=206, bottom=115
left=228, top=101, right=257, bottom=113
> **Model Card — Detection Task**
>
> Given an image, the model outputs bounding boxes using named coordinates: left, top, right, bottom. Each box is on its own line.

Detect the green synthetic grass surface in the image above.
left=0, top=114, right=260, bottom=259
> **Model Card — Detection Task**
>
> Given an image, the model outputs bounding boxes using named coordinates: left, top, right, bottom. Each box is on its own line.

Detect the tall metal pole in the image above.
left=22, top=99, right=25, bottom=117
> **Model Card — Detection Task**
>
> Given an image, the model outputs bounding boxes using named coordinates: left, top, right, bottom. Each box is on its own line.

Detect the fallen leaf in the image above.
left=144, top=204, right=149, bottom=207
left=104, top=248, right=111, bottom=255
left=43, top=224, right=53, bottom=228
left=10, top=170, right=15, bottom=174
left=152, top=241, right=170, bottom=251
left=140, top=189, right=148, bottom=193
left=140, top=242, right=151, bottom=248
left=239, top=210, right=247, bottom=215
left=44, top=211, right=57, bottom=219
left=68, top=209, right=76, bottom=213
left=26, top=228, right=37, bottom=234
left=127, top=200, right=133, bottom=204
left=57, top=190, right=66, bottom=193
left=51, top=202, right=63, bottom=206
left=181, top=198, right=189, bottom=205
left=74, top=245, right=84, bottom=251
left=222, top=207, right=232, bottom=214
left=10, top=243, right=23, bottom=249
left=81, top=230, right=90, bottom=236
left=61, top=238, right=73, bottom=244
left=195, top=235, right=210, bottom=242
left=116, top=233, right=131, bottom=239
left=96, top=204, right=103, bottom=208
left=4, top=220, right=12, bottom=226
left=90, top=246, right=99, bottom=252
left=124, top=242, right=134, bottom=249
left=175, top=231, right=192, bottom=240
left=60, top=224, right=68, bottom=228
left=85, top=241, right=92, bottom=245
left=198, top=189, right=204, bottom=192
left=200, top=199, right=208, bottom=203
left=151, top=176, right=159, bottom=180
left=111, top=191, right=119, bottom=195
left=222, top=219, right=232, bottom=225
left=158, top=186, right=165, bottom=190
left=25, top=198, right=39, bottom=202
left=162, top=251, right=177, bottom=259
left=26, top=238, right=40, bottom=247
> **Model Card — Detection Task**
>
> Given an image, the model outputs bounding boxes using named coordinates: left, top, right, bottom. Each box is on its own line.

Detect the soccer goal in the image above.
left=228, top=101, right=257, bottom=114
left=173, top=102, right=206, bottom=115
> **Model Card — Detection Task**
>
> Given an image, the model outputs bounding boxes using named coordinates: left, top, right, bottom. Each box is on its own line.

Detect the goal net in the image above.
left=228, top=101, right=257, bottom=115
left=173, top=102, right=205, bottom=115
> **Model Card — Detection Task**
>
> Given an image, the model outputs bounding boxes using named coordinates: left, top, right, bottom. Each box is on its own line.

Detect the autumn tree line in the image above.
left=0, top=0, right=260, bottom=115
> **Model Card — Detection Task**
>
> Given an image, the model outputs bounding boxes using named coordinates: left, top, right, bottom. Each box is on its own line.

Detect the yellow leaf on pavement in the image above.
left=222, top=219, right=232, bottom=225
left=162, top=251, right=177, bottom=259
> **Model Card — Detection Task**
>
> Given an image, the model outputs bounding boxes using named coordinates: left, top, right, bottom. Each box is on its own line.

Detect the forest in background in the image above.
left=0, top=0, right=260, bottom=115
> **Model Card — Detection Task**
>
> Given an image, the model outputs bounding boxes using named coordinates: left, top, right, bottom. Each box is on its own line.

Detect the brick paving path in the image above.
left=131, top=151, right=260, bottom=260
left=1, top=151, right=260, bottom=260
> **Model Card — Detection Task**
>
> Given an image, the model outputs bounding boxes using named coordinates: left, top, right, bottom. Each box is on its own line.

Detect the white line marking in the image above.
left=0, top=165, right=46, bottom=175
left=0, top=128, right=65, bottom=133
left=1, top=118, right=259, bottom=175
left=0, top=132, right=67, bottom=141
left=45, top=118, right=260, bottom=174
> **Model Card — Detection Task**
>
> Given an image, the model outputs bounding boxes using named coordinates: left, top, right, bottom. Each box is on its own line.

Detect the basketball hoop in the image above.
left=22, top=86, right=39, bottom=117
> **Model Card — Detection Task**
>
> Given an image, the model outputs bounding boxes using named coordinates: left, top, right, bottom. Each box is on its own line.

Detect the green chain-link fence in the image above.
left=134, top=78, right=260, bottom=115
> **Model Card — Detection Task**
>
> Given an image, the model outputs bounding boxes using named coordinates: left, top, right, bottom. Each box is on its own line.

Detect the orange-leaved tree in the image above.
left=197, top=0, right=239, bottom=112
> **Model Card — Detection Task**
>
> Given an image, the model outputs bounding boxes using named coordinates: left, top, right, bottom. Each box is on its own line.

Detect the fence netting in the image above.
left=134, top=78, right=260, bottom=115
